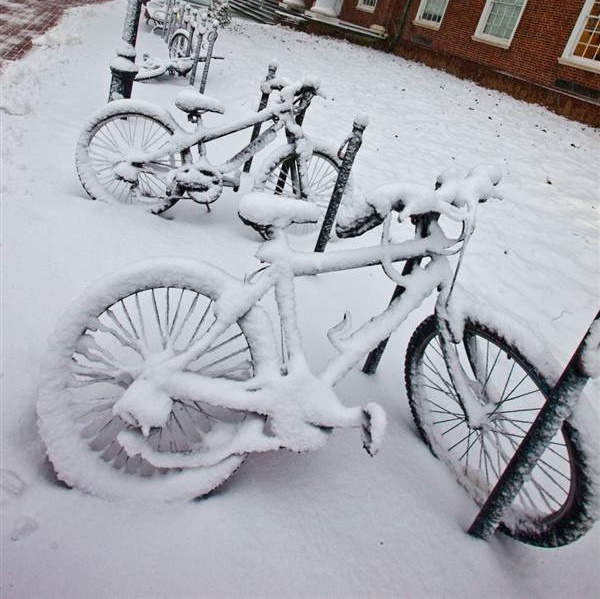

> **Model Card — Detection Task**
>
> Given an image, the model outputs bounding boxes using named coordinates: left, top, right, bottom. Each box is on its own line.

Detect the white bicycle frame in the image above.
left=122, top=82, right=321, bottom=199
left=114, top=203, right=465, bottom=470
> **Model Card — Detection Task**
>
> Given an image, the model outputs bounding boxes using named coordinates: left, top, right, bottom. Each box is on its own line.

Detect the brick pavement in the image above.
left=0, top=0, right=112, bottom=63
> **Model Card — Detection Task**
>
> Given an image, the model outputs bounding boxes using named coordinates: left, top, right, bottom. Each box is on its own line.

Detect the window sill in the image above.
left=471, top=34, right=511, bottom=49
left=558, top=56, right=600, bottom=75
left=413, top=19, right=441, bottom=31
left=356, top=3, right=376, bottom=13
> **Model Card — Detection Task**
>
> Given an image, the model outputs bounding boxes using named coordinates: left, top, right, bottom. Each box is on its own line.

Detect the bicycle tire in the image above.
left=76, top=100, right=192, bottom=214
left=405, top=315, right=597, bottom=547
left=168, top=30, right=191, bottom=59
left=252, top=143, right=350, bottom=239
left=135, top=57, right=168, bottom=81
left=38, top=259, right=276, bottom=501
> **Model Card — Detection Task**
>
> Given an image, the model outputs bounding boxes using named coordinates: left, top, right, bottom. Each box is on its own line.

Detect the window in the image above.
left=473, top=0, right=527, bottom=48
left=357, top=0, right=377, bottom=13
left=414, top=0, right=449, bottom=29
left=560, top=0, right=600, bottom=73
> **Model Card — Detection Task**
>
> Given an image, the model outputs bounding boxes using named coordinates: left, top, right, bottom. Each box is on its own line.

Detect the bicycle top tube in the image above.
left=255, top=229, right=458, bottom=279
left=131, top=93, right=301, bottom=165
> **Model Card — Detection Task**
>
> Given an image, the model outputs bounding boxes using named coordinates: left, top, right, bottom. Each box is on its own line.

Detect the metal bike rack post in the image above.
left=314, top=117, right=367, bottom=253
left=166, top=0, right=181, bottom=43
left=162, top=0, right=174, bottom=41
left=108, top=0, right=143, bottom=101
left=361, top=216, right=433, bottom=374
left=188, top=11, right=204, bottom=87
left=182, top=3, right=192, bottom=34
left=198, top=21, right=218, bottom=94
left=243, top=62, right=278, bottom=173
left=468, top=310, right=599, bottom=541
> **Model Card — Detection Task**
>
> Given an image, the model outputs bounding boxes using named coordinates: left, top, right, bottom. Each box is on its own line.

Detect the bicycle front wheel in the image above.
left=405, top=315, right=596, bottom=547
left=76, top=101, right=191, bottom=214
left=168, top=30, right=191, bottom=59
left=38, top=260, right=273, bottom=501
left=253, top=143, right=347, bottom=238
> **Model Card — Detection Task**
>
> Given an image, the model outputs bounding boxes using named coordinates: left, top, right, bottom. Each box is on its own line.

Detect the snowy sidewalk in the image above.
left=0, top=0, right=110, bottom=63
left=1, top=2, right=599, bottom=598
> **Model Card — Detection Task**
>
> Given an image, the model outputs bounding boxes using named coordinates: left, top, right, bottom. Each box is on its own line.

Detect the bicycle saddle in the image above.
left=174, top=88, right=225, bottom=116
left=238, top=192, right=321, bottom=231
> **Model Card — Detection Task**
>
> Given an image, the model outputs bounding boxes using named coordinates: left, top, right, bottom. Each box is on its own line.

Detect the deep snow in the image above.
left=1, top=1, right=599, bottom=597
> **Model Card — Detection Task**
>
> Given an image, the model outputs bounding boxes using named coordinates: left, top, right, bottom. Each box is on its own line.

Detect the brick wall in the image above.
left=338, top=0, right=396, bottom=31
left=394, top=0, right=599, bottom=94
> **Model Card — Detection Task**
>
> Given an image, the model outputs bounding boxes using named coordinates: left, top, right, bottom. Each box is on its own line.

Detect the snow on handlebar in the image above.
left=278, top=77, right=325, bottom=102
left=335, top=165, right=502, bottom=238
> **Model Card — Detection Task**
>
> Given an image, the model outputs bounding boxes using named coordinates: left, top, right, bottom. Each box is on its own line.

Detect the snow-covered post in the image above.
left=108, top=0, right=143, bottom=101
left=197, top=21, right=218, bottom=94
left=243, top=62, right=279, bottom=173
left=314, top=116, right=367, bottom=253
left=468, top=310, right=600, bottom=543
left=166, top=0, right=183, bottom=43
left=164, top=0, right=177, bottom=42
left=188, top=10, right=204, bottom=87
left=162, top=0, right=174, bottom=41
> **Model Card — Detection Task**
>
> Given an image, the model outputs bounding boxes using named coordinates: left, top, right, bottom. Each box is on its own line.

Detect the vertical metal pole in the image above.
left=166, top=0, right=180, bottom=43
left=468, top=310, right=599, bottom=542
left=188, top=11, right=203, bottom=86
left=243, top=62, right=278, bottom=173
left=314, top=117, right=367, bottom=253
left=361, top=215, right=434, bottom=374
left=108, top=0, right=143, bottom=101
left=163, top=0, right=174, bottom=40
left=198, top=22, right=218, bottom=94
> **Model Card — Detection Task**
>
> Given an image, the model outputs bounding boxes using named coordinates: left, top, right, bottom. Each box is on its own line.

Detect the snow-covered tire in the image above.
left=252, top=142, right=351, bottom=239
left=168, top=30, right=191, bottom=59
left=405, top=315, right=597, bottom=547
left=38, top=259, right=276, bottom=501
left=76, top=100, right=192, bottom=214
left=135, top=57, right=168, bottom=81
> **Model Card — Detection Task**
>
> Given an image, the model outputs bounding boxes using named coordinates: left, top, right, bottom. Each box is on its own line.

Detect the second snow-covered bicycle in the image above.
left=75, top=78, right=345, bottom=227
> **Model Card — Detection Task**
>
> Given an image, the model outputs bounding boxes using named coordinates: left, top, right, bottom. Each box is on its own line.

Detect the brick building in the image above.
left=284, top=0, right=600, bottom=125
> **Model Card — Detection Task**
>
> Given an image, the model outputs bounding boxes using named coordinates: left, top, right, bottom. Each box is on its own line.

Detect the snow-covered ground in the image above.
left=2, top=1, right=599, bottom=597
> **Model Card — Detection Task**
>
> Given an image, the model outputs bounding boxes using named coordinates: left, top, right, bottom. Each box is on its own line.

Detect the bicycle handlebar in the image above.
left=335, top=165, right=502, bottom=239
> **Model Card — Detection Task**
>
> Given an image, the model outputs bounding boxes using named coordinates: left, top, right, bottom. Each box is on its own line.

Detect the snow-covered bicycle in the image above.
left=75, top=78, right=346, bottom=232
left=38, top=165, right=597, bottom=547
left=136, top=12, right=223, bottom=82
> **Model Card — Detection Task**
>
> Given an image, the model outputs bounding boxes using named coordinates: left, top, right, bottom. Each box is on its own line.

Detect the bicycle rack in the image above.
left=468, top=309, right=599, bottom=541
left=243, top=62, right=279, bottom=173
left=108, top=0, right=143, bottom=101
left=314, top=117, right=367, bottom=253
left=197, top=21, right=219, bottom=94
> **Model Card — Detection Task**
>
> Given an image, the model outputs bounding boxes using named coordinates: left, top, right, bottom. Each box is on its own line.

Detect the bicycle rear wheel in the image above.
left=38, top=260, right=274, bottom=501
left=169, top=30, right=191, bottom=59
left=405, top=315, right=597, bottom=547
left=76, top=101, right=191, bottom=214
left=252, top=143, right=348, bottom=238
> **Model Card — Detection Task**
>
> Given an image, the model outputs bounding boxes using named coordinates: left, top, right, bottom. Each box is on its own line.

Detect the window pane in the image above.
left=483, top=0, right=525, bottom=39
left=420, top=0, right=447, bottom=23
left=574, top=7, right=600, bottom=62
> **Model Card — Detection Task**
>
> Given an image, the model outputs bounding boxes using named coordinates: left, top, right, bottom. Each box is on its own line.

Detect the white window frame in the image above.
left=472, top=0, right=528, bottom=49
left=559, top=0, right=600, bottom=74
left=357, top=0, right=377, bottom=13
left=414, top=0, right=450, bottom=30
